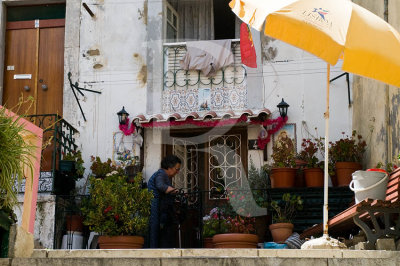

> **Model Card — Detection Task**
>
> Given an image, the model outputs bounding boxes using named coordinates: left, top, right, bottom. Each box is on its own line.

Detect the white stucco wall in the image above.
left=261, top=39, right=353, bottom=158
left=59, top=0, right=354, bottom=180
left=66, top=1, right=149, bottom=180
left=143, top=128, right=163, bottom=181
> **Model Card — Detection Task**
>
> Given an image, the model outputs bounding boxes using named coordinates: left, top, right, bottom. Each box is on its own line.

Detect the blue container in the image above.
left=264, top=242, right=288, bottom=249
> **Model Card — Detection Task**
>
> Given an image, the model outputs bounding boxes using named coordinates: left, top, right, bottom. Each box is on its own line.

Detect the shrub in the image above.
left=81, top=171, right=153, bottom=236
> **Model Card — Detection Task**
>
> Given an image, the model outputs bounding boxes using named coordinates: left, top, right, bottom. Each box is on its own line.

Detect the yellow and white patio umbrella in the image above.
left=230, top=0, right=400, bottom=247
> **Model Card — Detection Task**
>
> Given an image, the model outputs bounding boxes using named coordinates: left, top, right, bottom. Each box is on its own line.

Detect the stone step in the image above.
left=0, top=249, right=399, bottom=266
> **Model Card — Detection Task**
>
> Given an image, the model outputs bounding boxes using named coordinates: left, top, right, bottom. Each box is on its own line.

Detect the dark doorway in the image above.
left=213, top=0, right=236, bottom=40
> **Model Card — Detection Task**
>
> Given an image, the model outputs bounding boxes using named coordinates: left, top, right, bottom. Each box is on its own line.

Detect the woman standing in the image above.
left=148, top=155, right=181, bottom=248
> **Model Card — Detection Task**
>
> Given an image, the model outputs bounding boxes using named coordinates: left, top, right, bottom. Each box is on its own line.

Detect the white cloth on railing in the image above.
left=180, top=40, right=234, bottom=77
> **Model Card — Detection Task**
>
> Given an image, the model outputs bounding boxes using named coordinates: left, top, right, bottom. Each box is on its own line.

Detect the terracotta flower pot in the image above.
left=335, top=162, right=362, bottom=187
left=269, top=223, right=294, bottom=243
left=212, top=233, right=258, bottom=248
left=270, top=168, right=296, bottom=188
left=304, top=168, right=324, bottom=187
left=65, top=215, right=84, bottom=232
left=98, top=235, right=144, bottom=249
left=203, top=237, right=214, bottom=248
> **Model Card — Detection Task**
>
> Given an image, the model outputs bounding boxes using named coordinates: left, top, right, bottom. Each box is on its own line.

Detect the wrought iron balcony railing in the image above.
left=19, top=114, right=79, bottom=193
left=162, top=39, right=248, bottom=113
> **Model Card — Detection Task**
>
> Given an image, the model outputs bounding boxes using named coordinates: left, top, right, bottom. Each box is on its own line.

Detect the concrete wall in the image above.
left=352, top=0, right=400, bottom=168
left=13, top=194, right=56, bottom=249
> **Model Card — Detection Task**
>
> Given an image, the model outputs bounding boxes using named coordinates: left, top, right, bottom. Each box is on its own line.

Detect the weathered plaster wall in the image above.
left=146, top=0, right=162, bottom=116
left=261, top=38, right=353, bottom=157
left=388, top=0, right=400, bottom=164
left=352, top=0, right=400, bottom=168
left=14, top=194, right=56, bottom=249
left=67, top=0, right=149, bottom=182
left=248, top=126, right=264, bottom=169
left=143, top=128, right=162, bottom=181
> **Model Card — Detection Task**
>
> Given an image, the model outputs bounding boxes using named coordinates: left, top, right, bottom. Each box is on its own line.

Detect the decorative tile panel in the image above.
left=163, top=86, right=247, bottom=113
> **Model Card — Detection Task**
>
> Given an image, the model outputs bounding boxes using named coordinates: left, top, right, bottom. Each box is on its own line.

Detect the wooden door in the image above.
left=3, top=19, right=64, bottom=116
left=36, top=27, right=64, bottom=116
left=3, top=28, right=37, bottom=114
left=3, top=19, right=65, bottom=171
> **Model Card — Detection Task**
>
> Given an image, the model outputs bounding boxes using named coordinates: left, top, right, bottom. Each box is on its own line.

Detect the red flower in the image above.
left=114, top=214, right=119, bottom=221
left=104, top=206, right=112, bottom=214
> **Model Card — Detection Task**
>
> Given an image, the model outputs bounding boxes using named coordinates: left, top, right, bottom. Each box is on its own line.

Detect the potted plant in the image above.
left=0, top=103, right=35, bottom=256
left=202, top=207, right=228, bottom=248
left=61, top=150, right=85, bottom=177
left=329, top=131, right=366, bottom=186
left=212, top=189, right=258, bottom=248
left=55, top=150, right=86, bottom=195
left=298, top=138, right=324, bottom=187
left=248, top=159, right=270, bottom=241
left=212, top=213, right=258, bottom=248
left=270, top=139, right=297, bottom=188
left=268, top=193, right=303, bottom=243
left=81, top=169, right=153, bottom=249
left=89, top=156, right=117, bottom=179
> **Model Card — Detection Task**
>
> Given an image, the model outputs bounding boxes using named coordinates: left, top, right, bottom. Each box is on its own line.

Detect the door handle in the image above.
left=23, top=85, right=30, bottom=92
left=41, top=84, right=48, bottom=91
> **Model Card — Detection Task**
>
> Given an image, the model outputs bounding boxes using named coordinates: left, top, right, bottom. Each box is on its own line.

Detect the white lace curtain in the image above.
left=168, top=0, right=214, bottom=41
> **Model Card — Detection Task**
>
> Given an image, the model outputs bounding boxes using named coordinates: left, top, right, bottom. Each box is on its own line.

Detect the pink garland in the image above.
left=256, top=116, right=288, bottom=150
left=138, top=114, right=287, bottom=149
left=119, top=118, right=136, bottom=136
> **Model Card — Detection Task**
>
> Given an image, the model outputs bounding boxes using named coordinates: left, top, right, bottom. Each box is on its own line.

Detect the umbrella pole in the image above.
left=300, top=64, right=345, bottom=249
left=323, top=64, right=330, bottom=237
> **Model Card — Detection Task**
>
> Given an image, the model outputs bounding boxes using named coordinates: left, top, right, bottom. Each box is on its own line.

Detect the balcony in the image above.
left=162, top=39, right=247, bottom=114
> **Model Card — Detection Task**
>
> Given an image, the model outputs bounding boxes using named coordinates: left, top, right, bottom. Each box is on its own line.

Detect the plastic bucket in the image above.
left=349, top=170, right=388, bottom=203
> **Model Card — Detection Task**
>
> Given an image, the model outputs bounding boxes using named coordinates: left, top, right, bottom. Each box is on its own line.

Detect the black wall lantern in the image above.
left=277, top=98, right=289, bottom=118
left=117, top=106, right=129, bottom=125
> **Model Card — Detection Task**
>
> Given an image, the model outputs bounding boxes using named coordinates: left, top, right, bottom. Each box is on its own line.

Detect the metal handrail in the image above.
left=25, top=114, right=79, bottom=193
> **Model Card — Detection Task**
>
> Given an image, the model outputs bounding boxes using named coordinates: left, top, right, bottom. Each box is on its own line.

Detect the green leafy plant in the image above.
left=271, top=140, right=296, bottom=168
left=248, top=159, right=269, bottom=207
left=329, top=130, right=367, bottom=163
left=62, top=150, right=85, bottom=178
left=298, top=138, right=322, bottom=168
left=89, top=156, right=117, bottom=178
left=269, top=193, right=303, bottom=224
left=248, top=159, right=269, bottom=189
left=81, top=171, right=153, bottom=236
left=375, top=162, right=398, bottom=173
left=0, top=102, right=35, bottom=212
left=202, top=207, right=229, bottom=238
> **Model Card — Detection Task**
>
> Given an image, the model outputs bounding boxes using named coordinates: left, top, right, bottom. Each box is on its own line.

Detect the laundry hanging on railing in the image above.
left=180, top=40, right=234, bottom=77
